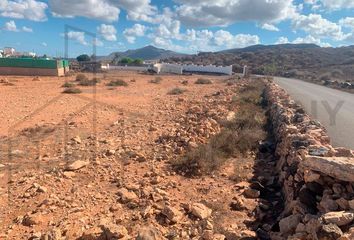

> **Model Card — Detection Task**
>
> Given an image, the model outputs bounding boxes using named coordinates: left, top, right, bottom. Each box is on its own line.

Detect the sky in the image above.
left=0, top=0, right=354, bottom=57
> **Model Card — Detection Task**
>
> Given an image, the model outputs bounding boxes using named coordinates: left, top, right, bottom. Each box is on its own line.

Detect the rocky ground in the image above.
left=0, top=72, right=280, bottom=239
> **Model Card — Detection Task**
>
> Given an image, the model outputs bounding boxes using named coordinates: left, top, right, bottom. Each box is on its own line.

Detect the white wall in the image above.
left=105, top=65, right=149, bottom=71
left=153, top=63, right=183, bottom=74
left=182, top=64, right=232, bottom=75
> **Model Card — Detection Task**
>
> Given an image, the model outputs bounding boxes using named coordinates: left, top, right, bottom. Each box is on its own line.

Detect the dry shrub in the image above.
left=168, top=87, right=187, bottom=95
left=62, top=82, right=75, bottom=88
left=150, top=77, right=163, bottom=84
left=195, top=78, right=212, bottom=84
left=63, top=87, right=82, bottom=94
left=173, top=79, right=266, bottom=176
left=79, top=78, right=100, bottom=86
left=76, top=74, right=88, bottom=82
left=107, top=79, right=128, bottom=87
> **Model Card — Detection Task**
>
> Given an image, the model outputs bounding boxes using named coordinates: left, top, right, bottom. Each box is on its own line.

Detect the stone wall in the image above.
left=265, top=81, right=354, bottom=239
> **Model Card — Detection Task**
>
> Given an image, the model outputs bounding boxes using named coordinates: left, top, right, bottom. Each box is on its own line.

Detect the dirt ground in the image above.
left=0, top=71, right=275, bottom=239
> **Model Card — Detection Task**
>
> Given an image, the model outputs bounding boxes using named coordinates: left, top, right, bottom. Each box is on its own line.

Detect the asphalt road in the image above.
left=273, top=77, right=354, bottom=149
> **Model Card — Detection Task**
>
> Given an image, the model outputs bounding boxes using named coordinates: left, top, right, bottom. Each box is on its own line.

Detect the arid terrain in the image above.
left=0, top=72, right=278, bottom=239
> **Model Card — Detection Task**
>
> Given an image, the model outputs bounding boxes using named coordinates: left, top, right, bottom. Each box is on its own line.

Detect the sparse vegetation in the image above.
left=62, top=87, right=82, bottom=94
left=106, top=79, right=128, bottom=87
left=78, top=78, right=100, bottom=86
left=173, top=79, right=266, bottom=176
left=76, top=74, right=88, bottom=82
left=61, top=82, right=75, bottom=88
left=150, top=77, right=163, bottom=84
left=168, top=87, right=187, bottom=95
left=195, top=78, right=212, bottom=84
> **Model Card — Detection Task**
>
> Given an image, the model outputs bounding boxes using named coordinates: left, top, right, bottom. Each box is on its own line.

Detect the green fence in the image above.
left=0, top=58, right=69, bottom=69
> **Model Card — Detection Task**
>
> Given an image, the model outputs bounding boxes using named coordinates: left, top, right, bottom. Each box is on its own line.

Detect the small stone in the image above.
left=65, top=160, right=89, bottom=171
left=106, top=149, right=116, bottom=156
left=101, top=223, right=128, bottom=239
left=136, top=226, right=163, bottom=240
left=279, top=214, right=302, bottom=234
left=191, top=203, right=212, bottom=219
left=243, top=188, right=260, bottom=199
left=348, top=200, right=354, bottom=210
left=162, top=205, right=183, bottom=223
left=71, top=136, right=82, bottom=144
left=303, top=170, right=321, bottom=183
left=22, top=214, right=44, bottom=226
left=37, top=186, right=47, bottom=193
left=117, top=188, right=138, bottom=204
left=322, top=211, right=354, bottom=226
left=317, top=224, right=343, bottom=240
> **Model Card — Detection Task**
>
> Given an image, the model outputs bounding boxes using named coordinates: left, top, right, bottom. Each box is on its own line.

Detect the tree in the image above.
left=133, top=58, right=143, bottom=65
left=120, top=57, right=133, bottom=65
left=76, top=54, right=91, bottom=62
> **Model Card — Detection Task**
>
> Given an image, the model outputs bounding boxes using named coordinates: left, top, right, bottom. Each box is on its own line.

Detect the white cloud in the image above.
left=49, top=0, right=158, bottom=23
left=97, top=24, right=117, bottom=41
left=175, top=0, right=297, bottom=27
left=339, top=17, right=354, bottom=29
left=0, top=0, right=47, bottom=21
left=4, top=20, right=18, bottom=31
left=41, top=42, right=47, bottom=47
left=292, top=14, right=346, bottom=41
left=123, top=24, right=147, bottom=43
left=22, top=26, right=32, bottom=32
left=66, top=31, right=88, bottom=45
left=113, top=0, right=157, bottom=23
left=50, top=0, right=120, bottom=22
left=3, top=20, right=33, bottom=32
left=213, top=30, right=260, bottom=48
left=276, top=37, right=290, bottom=44
left=320, top=0, right=354, bottom=10
left=292, top=35, right=331, bottom=47
left=261, top=23, right=280, bottom=32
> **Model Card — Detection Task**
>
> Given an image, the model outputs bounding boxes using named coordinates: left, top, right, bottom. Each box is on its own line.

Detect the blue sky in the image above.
left=0, top=0, right=354, bottom=57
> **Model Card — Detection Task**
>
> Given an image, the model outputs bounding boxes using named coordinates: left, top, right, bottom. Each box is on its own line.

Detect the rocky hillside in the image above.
left=100, top=45, right=187, bottom=62
left=166, top=44, right=354, bottom=85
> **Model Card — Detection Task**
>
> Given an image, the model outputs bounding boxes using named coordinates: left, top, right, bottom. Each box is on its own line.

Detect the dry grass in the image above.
left=168, top=87, right=187, bottom=95
left=61, top=82, right=75, bottom=88
left=195, top=78, right=212, bottom=84
left=78, top=78, right=100, bottom=86
left=150, top=77, right=163, bottom=84
left=173, top=79, right=266, bottom=176
left=62, top=87, right=82, bottom=94
left=76, top=74, right=88, bottom=82
left=106, top=79, right=128, bottom=87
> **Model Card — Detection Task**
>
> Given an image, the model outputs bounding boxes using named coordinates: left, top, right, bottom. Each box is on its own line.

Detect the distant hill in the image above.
left=100, top=45, right=187, bottom=62
left=219, top=43, right=321, bottom=54
left=165, top=43, right=354, bottom=84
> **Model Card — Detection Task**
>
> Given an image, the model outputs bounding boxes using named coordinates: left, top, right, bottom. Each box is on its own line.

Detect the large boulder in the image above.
left=302, top=156, right=354, bottom=182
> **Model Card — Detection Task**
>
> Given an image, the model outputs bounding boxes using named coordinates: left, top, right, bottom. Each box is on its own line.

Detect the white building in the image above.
left=3, top=47, right=15, bottom=56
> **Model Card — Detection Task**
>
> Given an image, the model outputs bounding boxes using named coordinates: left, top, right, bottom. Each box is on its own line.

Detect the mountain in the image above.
left=165, top=43, right=354, bottom=84
left=100, top=45, right=187, bottom=62
left=219, top=43, right=321, bottom=54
